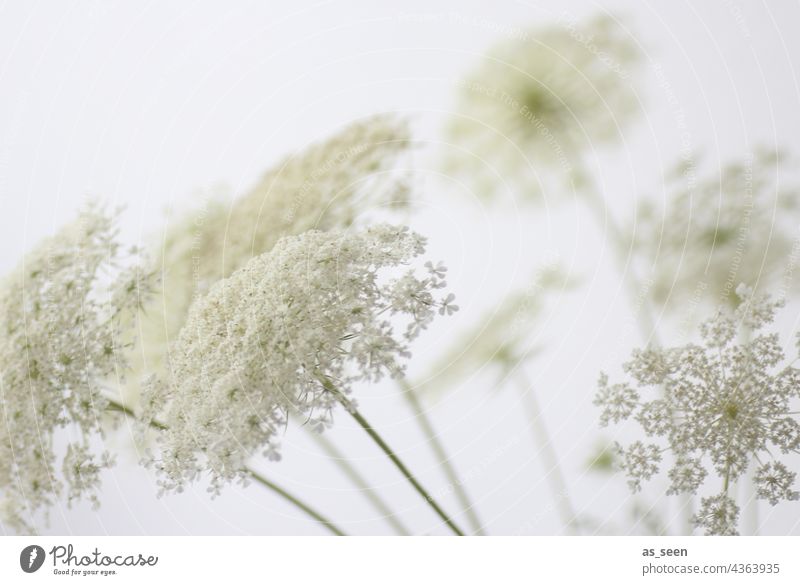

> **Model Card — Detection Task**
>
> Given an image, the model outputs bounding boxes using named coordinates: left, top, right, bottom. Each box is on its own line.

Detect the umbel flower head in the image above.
left=443, top=14, right=640, bottom=200
left=595, top=284, right=800, bottom=535
left=131, top=115, right=412, bottom=400
left=632, top=149, right=800, bottom=311
left=0, top=204, right=151, bottom=531
left=415, top=263, right=571, bottom=398
left=141, top=225, right=456, bottom=495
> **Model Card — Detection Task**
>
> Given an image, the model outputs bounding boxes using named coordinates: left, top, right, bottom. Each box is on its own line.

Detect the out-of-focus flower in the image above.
left=415, top=265, right=572, bottom=398
left=632, top=149, right=800, bottom=311
left=596, top=284, right=800, bottom=535
left=131, top=115, right=412, bottom=401
left=0, top=204, right=151, bottom=532
left=140, top=225, right=455, bottom=495
left=443, top=14, right=640, bottom=200
left=586, top=441, right=618, bottom=473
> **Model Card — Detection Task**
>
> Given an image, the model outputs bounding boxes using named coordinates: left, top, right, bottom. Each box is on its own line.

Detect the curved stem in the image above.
left=398, top=379, right=485, bottom=535
left=105, top=397, right=346, bottom=536
left=300, top=420, right=411, bottom=535
left=325, top=386, right=465, bottom=535
left=516, top=373, right=578, bottom=534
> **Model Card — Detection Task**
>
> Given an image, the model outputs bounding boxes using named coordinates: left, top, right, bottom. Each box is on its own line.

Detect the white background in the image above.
left=1, top=0, right=800, bottom=535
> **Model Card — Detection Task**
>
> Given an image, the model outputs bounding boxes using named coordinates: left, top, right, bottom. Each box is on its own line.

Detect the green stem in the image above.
left=246, top=467, right=345, bottom=536
left=399, top=379, right=485, bottom=535
left=300, top=419, right=411, bottom=535
left=105, top=397, right=347, bottom=536
left=738, top=325, right=758, bottom=536
left=678, top=493, right=693, bottom=536
left=326, top=387, right=465, bottom=535
left=516, top=374, right=578, bottom=534
left=579, top=173, right=661, bottom=347
left=742, top=459, right=759, bottom=536
left=579, top=170, right=686, bottom=533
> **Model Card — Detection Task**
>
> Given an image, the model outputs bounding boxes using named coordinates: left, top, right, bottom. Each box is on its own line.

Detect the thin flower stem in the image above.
left=578, top=169, right=694, bottom=534
left=325, top=387, right=465, bottom=535
left=398, top=379, right=485, bottom=535
left=742, top=458, right=759, bottom=536
left=516, top=373, right=578, bottom=534
left=246, top=468, right=346, bottom=536
left=300, top=420, right=412, bottom=535
left=739, top=325, right=759, bottom=536
left=578, top=173, right=661, bottom=347
left=105, top=397, right=347, bottom=536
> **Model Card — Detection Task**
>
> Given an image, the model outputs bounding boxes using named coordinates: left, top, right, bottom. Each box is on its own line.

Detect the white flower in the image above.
left=754, top=462, right=799, bottom=506
left=142, top=225, right=455, bottom=495
left=666, top=456, right=707, bottom=496
left=596, top=285, right=800, bottom=534
left=443, top=14, right=640, bottom=200
left=0, top=204, right=151, bottom=531
left=616, top=441, right=661, bottom=493
left=130, top=115, right=412, bottom=403
left=693, top=494, right=739, bottom=536
left=595, top=373, right=638, bottom=426
left=632, top=149, right=800, bottom=310
left=425, top=261, right=448, bottom=280
left=439, top=293, right=459, bottom=316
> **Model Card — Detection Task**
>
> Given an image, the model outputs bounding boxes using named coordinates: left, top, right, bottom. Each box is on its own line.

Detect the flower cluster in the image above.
left=140, top=225, right=456, bottom=495
left=443, top=14, right=640, bottom=200
left=595, top=284, right=800, bottom=535
left=0, top=205, right=151, bottom=531
left=632, top=149, right=800, bottom=311
left=415, top=264, right=571, bottom=398
left=131, top=115, right=412, bottom=401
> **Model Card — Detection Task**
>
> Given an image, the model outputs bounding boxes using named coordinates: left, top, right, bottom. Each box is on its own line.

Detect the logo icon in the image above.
left=20, top=545, right=46, bottom=573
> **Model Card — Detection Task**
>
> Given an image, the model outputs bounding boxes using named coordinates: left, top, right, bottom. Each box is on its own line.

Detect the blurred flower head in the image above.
left=0, top=204, right=151, bottom=531
left=443, top=14, right=641, bottom=201
left=633, top=149, right=800, bottom=312
left=140, top=225, right=455, bottom=495
left=595, top=284, right=800, bottom=535
left=414, top=264, right=572, bottom=399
